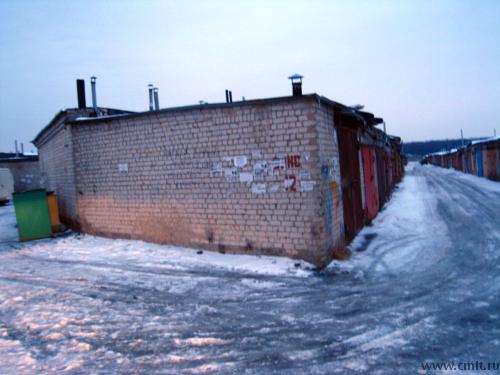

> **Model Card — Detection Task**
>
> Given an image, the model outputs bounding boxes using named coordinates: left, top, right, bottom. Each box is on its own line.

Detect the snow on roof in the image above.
left=423, top=135, right=499, bottom=159
left=470, top=135, right=500, bottom=145
left=423, top=148, right=456, bottom=158
left=74, top=113, right=130, bottom=121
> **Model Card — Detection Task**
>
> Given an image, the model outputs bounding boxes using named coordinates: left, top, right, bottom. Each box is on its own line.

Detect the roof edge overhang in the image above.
left=33, top=93, right=385, bottom=146
left=32, top=107, right=135, bottom=147
left=66, top=94, right=321, bottom=126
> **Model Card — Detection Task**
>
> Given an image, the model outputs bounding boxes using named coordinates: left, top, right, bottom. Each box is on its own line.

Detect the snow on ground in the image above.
left=424, top=163, right=500, bottom=194
left=1, top=163, right=499, bottom=374
left=0, top=204, right=17, bottom=243
left=0, top=203, right=312, bottom=278
left=329, top=162, right=451, bottom=275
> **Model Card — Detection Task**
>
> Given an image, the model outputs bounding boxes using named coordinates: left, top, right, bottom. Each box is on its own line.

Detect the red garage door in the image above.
left=337, top=126, right=363, bottom=242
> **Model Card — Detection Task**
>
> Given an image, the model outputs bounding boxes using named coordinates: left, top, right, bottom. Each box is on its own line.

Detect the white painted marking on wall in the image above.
left=300, top=181, right=316, bottom=192
left=224, top=168, right=238, bottom=181
left=251, top=150, right=262, bottom=159
left=251, top=183, right=266, bottom=194
left=233, top=156, right=248, bottom=168
left=118, top=164, right=128, bottom=173
left=299, top=171, right=311, bottom=180
left=253, top=160, right=268, bottom=179
left=284, top=178, right=294, bottom=189
left=239, top=172, right=253, bottom=182
left=268, top=183, right=282, bottom=193
left=211, top=162, right=223, bottom=175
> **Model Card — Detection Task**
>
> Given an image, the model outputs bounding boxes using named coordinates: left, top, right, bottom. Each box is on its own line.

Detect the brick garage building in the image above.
left=0, top=153, right=42, bottom=192
left=34, top=107, right=133, bottom=226
left=34, top=90, right=403, bottom=267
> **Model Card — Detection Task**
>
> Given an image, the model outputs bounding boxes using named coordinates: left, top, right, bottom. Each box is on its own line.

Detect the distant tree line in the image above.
left=402, top=138, right=483, bottom=156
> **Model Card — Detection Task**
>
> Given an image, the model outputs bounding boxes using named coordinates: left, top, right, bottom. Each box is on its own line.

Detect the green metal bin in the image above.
left=13, top=189, right=53, bottom=241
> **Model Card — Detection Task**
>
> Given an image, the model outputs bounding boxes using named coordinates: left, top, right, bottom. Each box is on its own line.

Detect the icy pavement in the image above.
left=1, top=163, right=500, bottom=374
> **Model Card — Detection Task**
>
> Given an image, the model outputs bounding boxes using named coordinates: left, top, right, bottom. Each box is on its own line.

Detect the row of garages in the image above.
left=360, top=143, right=405, bottom=222
left=421, top=137, right=500, bottom=181
left=336, top=111, right=405, bottom=242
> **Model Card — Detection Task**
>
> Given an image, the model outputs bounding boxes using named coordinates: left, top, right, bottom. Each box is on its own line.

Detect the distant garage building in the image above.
left=422, top=136, right=500, bottom=181
left=33, top=79, right=404, bottom=267
left=0, top=153, right=41, bottom=193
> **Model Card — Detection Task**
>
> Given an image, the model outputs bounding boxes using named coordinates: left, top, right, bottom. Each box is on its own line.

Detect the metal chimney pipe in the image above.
left=153, top=88, right=159, bottom=110
left=225, top=90, right=229, bottom=103
left=148, top=84, right=154, bottom=111
left=292, top=83, right=302, bottom=96
left=76, top=79, right=86, bottom=109
left=91, top=76, right=97, bottom=115
left=229, top=91, right=233, bottom=103
left=288, top=74, right=304, bottom=96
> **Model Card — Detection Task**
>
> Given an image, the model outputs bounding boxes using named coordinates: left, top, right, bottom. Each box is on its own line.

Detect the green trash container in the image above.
left=13, top=189, right=53, bottom=241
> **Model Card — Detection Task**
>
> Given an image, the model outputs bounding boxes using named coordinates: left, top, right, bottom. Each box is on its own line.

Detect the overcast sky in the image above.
left=0, top=0, right=499, bottom=153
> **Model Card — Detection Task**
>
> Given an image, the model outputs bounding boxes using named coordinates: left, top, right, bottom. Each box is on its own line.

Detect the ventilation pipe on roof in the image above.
left=148, top=84, right=154, bottom=111
left=288, top=74, right=303, bottom=96
left=90, top=76, right=98, bottom=115
left=14, top=140, right=19, bottom=158
left=229, top=91, right=233, bottom=103
left=153, top=88, right=159, bottom=110
left=225, top=89, right=229, bottom=103
left=76, top=79, right=86, bottom=109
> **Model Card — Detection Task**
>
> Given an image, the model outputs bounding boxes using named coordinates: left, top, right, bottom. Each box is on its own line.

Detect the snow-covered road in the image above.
left=1, top=163, right=499, bottom=374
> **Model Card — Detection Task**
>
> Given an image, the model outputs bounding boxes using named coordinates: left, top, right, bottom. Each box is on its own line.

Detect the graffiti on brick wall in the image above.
left=321, top=160, right=342, bottom=241
left=322, top=165, right=334, bottom=240
left=286, top=154, right=301, bottom=168
left=213, top=151, right=316, bottom=194
left=271, top=158, right=285, bottom=175
left=284, top=174, right=296, bottom=192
